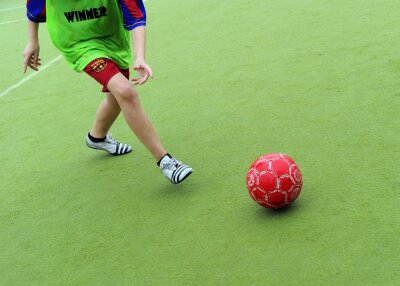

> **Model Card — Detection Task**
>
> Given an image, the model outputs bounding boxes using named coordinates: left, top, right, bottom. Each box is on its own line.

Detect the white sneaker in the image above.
left=158, top=154, right=193, bottom=184
left=86, top=133, right=132, bottom=156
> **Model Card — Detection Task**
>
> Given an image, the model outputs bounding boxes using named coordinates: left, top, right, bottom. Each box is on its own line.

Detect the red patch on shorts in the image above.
left=84, top=58, right=130, bottom=92
left=90, top=59, right=108, bottom=72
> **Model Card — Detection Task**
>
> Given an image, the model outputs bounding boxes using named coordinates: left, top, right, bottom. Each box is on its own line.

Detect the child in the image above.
left=24, top=0, right=193, bottom=184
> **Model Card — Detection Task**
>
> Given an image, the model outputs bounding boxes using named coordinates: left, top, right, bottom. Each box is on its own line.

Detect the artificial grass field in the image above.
left=1, top=0, right=399, bottom=285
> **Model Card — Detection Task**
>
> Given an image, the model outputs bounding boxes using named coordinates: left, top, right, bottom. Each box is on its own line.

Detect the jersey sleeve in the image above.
left=26, top=0, right=46, bottom=23
left=119, top=0, right=147, bottom=30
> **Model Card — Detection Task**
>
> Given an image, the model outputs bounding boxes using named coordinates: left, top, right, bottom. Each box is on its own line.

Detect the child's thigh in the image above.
left=83, top=58, right=129, bottom=93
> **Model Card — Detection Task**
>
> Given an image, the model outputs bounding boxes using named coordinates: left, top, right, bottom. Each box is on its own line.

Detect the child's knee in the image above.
left=115, top=84, right=138, bottom=103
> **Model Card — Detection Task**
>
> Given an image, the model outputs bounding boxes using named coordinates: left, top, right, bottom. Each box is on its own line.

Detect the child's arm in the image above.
left=131, top=26, right=153, bottom=85
left=119, top=0, right=152, bottom=85
left=23, top=20, right=40, bottom=73
left=23, top=0, right=46, bottom=73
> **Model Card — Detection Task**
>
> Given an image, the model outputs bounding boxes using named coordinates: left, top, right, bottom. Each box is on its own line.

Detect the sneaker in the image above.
left=86, top=133, right=132, bottom=156
left=158, top=154, right=193, bottom=184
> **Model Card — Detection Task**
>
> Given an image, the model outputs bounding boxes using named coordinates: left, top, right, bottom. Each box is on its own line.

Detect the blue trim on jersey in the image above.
left=26, top=0, right=46, bottom=23
left=26, top=0, right=146, bottom=28
left=119, top=0, right=147, bottom=31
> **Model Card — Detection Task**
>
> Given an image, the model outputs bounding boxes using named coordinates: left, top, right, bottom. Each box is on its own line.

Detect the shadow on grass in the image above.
left=81, top=152, right=138, bottom=169
left=158, top=181, right=195, bottom=194
left=86, top=152, right=128, bottom=161
left=254, top=200, right=304, bottom=218
left=154, top=174, right=199, bottom=199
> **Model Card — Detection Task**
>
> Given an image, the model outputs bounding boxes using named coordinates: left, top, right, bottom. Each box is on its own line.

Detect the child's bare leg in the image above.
left=106, top=72, right=167, bottom=161
left=90, top=92, right=121, bottom=138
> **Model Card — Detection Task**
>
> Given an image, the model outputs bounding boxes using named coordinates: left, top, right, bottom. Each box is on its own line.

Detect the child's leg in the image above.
left=90, top=92, right=121, bottom=138
left=106, top=72, right=167, bottom=161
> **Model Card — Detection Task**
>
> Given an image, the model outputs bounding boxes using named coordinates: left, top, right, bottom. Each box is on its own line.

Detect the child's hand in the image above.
left=132, top=59, right=153, bottom=85
left=23, top=43, right=41, bottom=73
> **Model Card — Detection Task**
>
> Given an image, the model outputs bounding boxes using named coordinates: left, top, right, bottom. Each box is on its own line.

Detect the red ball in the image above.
left=246, top=153, right=303, bottom=209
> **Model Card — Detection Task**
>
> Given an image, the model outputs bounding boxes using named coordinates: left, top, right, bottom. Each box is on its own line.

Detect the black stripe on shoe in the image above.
left=173, top=165, right=191, bottom=184
left=114, top=143, right=121, bottom=155
left=176, top=168, right=193, bottom=184
left=172, top=166, right=184, bottom=184
left=124, top=145, right=132, bottom=154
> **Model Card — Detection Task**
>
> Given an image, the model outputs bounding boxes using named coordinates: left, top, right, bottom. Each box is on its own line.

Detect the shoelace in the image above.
left=161, top=158, right=180, bottom=171
left=105, top=134, right=119, bottom=145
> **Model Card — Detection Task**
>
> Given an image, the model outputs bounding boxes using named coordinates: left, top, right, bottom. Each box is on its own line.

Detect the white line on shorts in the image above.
left=0, top=55, right=63, bottom=98
left=0, top=19, right=25, bottom=26
left=0, top=6, right=25, bottom=12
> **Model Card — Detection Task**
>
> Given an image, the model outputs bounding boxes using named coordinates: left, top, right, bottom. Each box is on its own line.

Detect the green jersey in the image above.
left=46, top=0, right=131, bottom=72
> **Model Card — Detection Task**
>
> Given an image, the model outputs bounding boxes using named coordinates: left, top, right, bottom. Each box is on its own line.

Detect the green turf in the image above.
left=1, top=0, right=399, bottom=285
